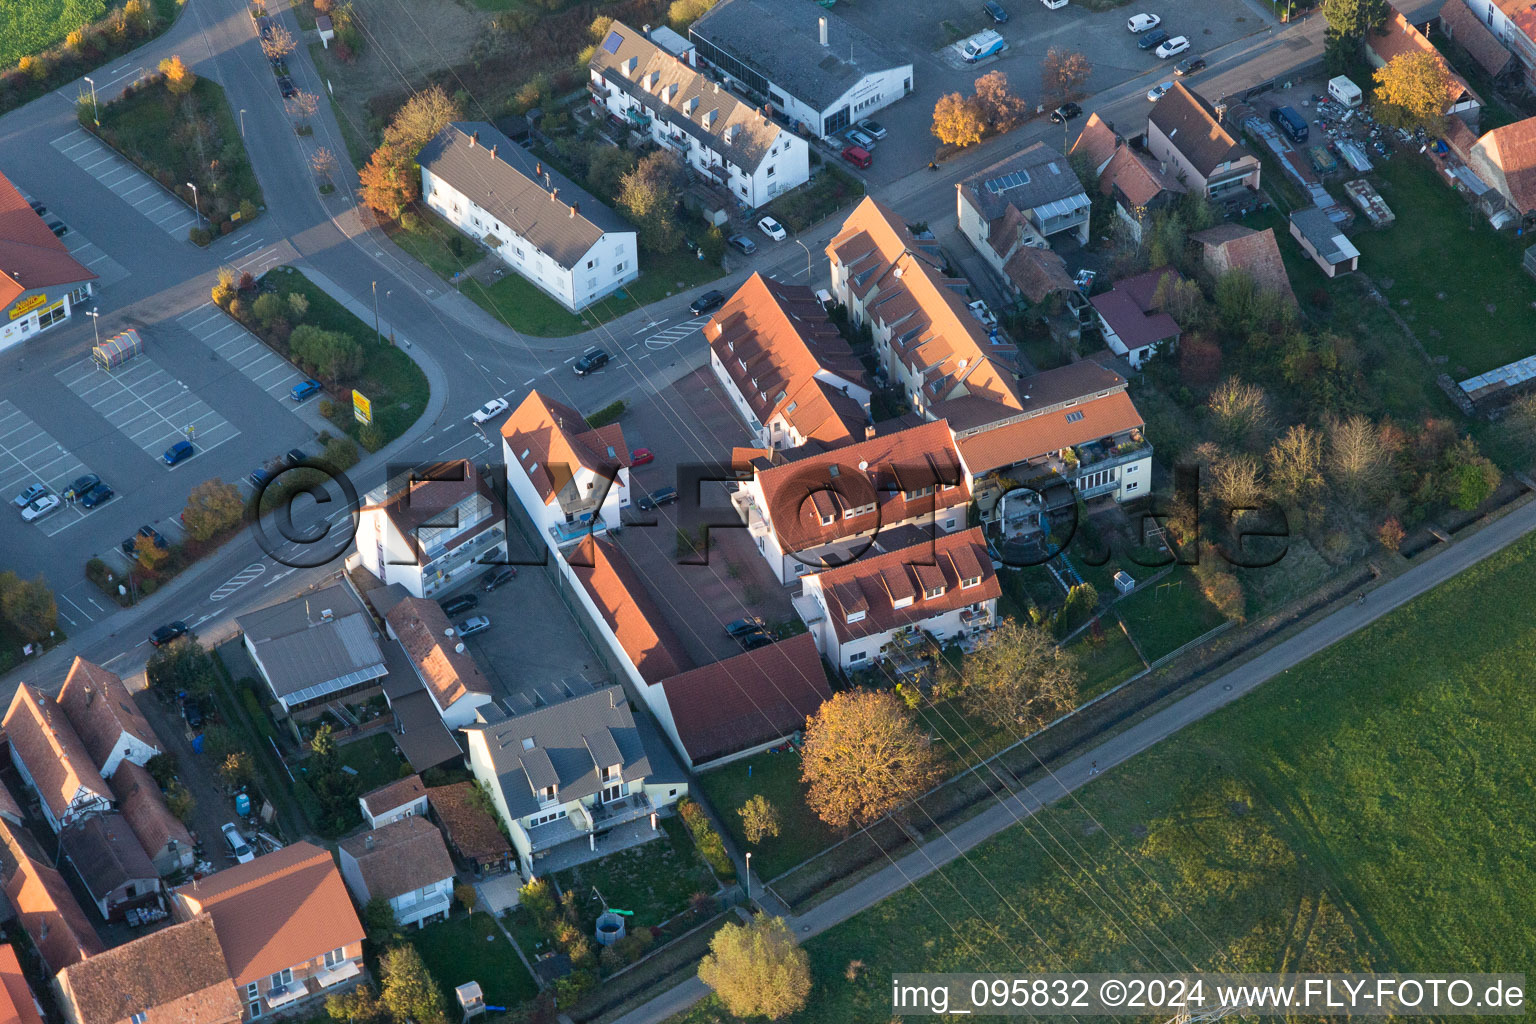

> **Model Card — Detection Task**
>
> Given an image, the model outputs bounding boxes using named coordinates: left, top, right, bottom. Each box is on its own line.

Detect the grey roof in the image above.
left=582, top=728, right=622, bottom=769
left=60, top=812, right=156, bottom=903
left=690, top=0, right=911, bottom=111
left=236, top=585, right=387, bottom=702
left=463, top=685, right=652, bottom=820
left=390, top=689, right=465, bottom=772
left=1291, top=206, right=1360, bottom=264
left=417, top=122, right=632, bottom=270
left=589, top=22, right=787, bottom=173
left=960, top=143, right=1089, bottom=222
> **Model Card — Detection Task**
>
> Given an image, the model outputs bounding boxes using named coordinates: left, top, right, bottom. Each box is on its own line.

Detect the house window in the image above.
left=614, top=262, right=625, bottom=274
left=961, top=575, right=981, bottom=588
left=924, top=585, right=945, bottom=599
left=846, top=609, right=866, bottom=624
left=819, top=513, right=835, bottom=526
left=944, top=519, right=956, bottom=529
left=324, top=948, right=347, bottom=968
left=587, top=259, right=595, bottom=269
left=601, top=783, right=624, bottom=802
left=528, top=809, right=567, bottom=827
left=1065, top=410, right=1085, bottom=423
left=249, top=1004, right=262, bottom=1020
left=669, top=788, right=678, bottom=796
left=1125, top=482, right=1139, bottom=492
left=270, top=969, right=293, bottom=990
left=766, top=165, right=776, bottom=177
left=246, top=984, right=260, bottom=1001
left=849, top=651, right=867, bottom=663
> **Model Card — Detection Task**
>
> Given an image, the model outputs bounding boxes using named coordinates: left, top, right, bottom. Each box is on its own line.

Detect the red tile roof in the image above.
left=753, top=419, right=970, bottom=553
left=386, top=597, right=494, bottom=713
left=3, top=835, right=104, bottom=972
left=56, top=657, right=159, bottom=773
left=1089, top=268, right=1185, bottom=350
left=1148, top=83, right=1252, bottom=177
left=501, top=392, right=629, bottom=509
left=360, top=774, right=426, bottom=816
left=107, top=760, right=193, bottom=867
left=706, top=273, right=867, bottom=446
left=0, top=171, right=96, bottom=312
left=1002, top=246, right=1075, bottom=304
left=956, top=390, right=1145, bottom=475
left=426, top=782, right=511, bottom=864
left=1471, top=116, right=1536, bottom=213
left=658, top=633, right=831, bottom=764
left=338, top=816, right=455, bottom=901
left=55, top=915, right=241, bottom=1024
left=0, top=945, right=43, bottom=1024
left=1441, top=0, right=1517, bottom=76
left=812, top=528, right=1001, bottom=643
left=1099, top=145, right=1184, bottom=208
left=2, top=684, right=110, bottom=827
left=568, top=536, right=692, bottom=683
left=1368, top=9, right=1480, bottom=109
left=173, top=842, right=364, bottom=988
left=1191, top=224, right=1297, bottom=306
left=1069, top=113, right=1120, bottom=175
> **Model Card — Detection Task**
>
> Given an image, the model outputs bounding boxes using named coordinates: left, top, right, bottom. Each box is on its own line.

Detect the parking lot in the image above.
left=56, top=355, right=240, bottom=466
left=176, top=304, right=329, bottom=432
left=0, top=400, right=96, bottom=537
left=50, top=127, right=200, bottom=239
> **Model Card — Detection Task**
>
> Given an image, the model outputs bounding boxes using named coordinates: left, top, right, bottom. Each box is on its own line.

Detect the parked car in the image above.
left=12, top=484, right=47, bottom=508
left=1155, top=35, right=1190, bottom=58
left=1137, top=27, right=1170, bottom=50
left=1270, top=105, right=1310, bottom=143
left=290, top=379, right=323, bottom=401
left=845, top=128, right=877, bottom=150
left=277, top=76, right=297, bottom=98
left=984, top=0, right=1009, bottom=21
left=163, top=440, right=195, bottom=466
left=855, top=118, right=887, bottom=139
left=1050, top=102, right=1083, bottom=124
left=122, top=525, right=167, bottom=557
left=181, top=693, right=205, bottom=729
left=47, top=220, right=67, bottom=237
left=63, top=473, right=100, bottom=500
left=1173, top=56, right=1207, bottom=76
left=150, top=621, right=190, bottom=647
left=727, top=233, right=757, bottom=254
left=285, top=448, right=307, bottom=466
left=222, top=823, right=255, bottom=864
left=630, top=447, right=655, bottom=466
left=27, top=200, right=45, bottom=215
left=573, top=348, right=609, bottom=375
left=456, top=615, right=491, bottom=637
left=725, top=617, right=766, bottom=637
left=80, top=483, right=114, bottom=508
left=1147, top=80, right=1175, bottom=102
left=440, top=593, right=479, bottom=617
left=739, top=629, right=775, bottom=651
left=257, top=15, right=273, bottom=37
left=1127, top=11, right=1161, bottom=31
left=249, top=466, right=273, bottom=488
left=689, top=290, right=726, bottom=316
left=481, top=566, right=517, bottom=591
left=758, top=216, right=787, bottom=241
left=21, top=494, right=60, bottom=522
left=636, top=486, right=678, bottom=511
left=841, top=145, right=872, bottom=169
left=472, top=397, right=509, bottom=424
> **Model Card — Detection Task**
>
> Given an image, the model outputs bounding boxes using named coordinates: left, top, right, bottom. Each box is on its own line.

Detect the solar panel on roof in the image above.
left=984, top=169, right=1032, bottom=193
left=602, top=30, right=624, bottom=54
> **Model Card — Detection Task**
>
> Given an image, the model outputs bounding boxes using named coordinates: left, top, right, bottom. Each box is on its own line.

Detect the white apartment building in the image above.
left=354, top=460, right=506, bottom=598
left=501, top=391, right=631, bottom=553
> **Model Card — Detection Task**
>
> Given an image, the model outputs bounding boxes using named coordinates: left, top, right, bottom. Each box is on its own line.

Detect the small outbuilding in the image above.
left=1113, top=571, right=1136, bottom=596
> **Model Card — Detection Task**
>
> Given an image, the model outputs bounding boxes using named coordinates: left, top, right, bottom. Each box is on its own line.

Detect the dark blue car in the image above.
left=163, top=440, right=195, bottom=466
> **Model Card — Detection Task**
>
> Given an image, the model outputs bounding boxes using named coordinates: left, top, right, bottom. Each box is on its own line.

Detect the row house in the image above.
left=1, top=821, right=104, bottom=972
left=588, top=21, right=810, bottom=206
left=354, top=460, right=507, bottom=599
left=706, top=272, right=869, bottom=450
left=383, top=596, right=497, bottom=730
left=59, top=812, right=159, bottom=921
left=1070, top=114, right=1186, bottom=243
left=57, top=656, right=161, bottom=779
left=799, top=527, right=1001, bottom=670
left=55, top=915, right=242, bottom=1024
left=0, top=948, right=43, bottom=1024
left=956, top=142, right=1092, bottom=255
left=3, top=684, right=112, bottom=834
left=502, top=391, right=631, bottom=552
left=108, top=760, right=195, bottom=876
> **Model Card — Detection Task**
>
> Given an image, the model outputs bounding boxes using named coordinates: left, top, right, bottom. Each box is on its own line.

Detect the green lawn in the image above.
left=759, top=529, right=1536, bottom=1023
left=411, top=912, right=537, bottom=1007
left=696, top=753, right=838, bottom=881
left=91, top=75, right=262, bottom=235
left=383, top=204, right=481, bottom=279
left=1114, top=565, right=1228, bottom=663
left=336, top=732, right=408, bottom=794
left=2, top=0, right=105, bottom=66
left=260, top=268, right=429, bottom=447
left=552, top=817, right=719, bottom=930
left=1351, top=156, right=1536, bottom=378
left=1065, top=623, right=1144, bottom=698
left=463, top=249, right=724, bottom=337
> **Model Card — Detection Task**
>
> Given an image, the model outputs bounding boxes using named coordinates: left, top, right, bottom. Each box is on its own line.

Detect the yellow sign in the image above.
left=7, top=293, right=47, bottom=320
left=352, top=389, right=373, bottom=425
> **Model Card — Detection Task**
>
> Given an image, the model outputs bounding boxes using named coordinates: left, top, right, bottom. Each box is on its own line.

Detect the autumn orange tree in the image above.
left=973, top=70, right=1029, bottom=133
left=358, top=144, right=414, bottom=219
left=158, top=55, right=196, bottom=96
left=1041, top=47, right=1091, bottom=106
left=1373, top=51, right=1453, bottom=136
left=800, top=688, right=942, bottom=830
left=932, top=91, right=985, bottom=148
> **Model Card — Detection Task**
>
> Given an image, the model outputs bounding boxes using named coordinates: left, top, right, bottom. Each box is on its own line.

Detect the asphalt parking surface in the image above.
left=56, top=354, right=240, bottom=465
left=0, top=400, right=95, bottom=537
left=50, top=127, right=201, bottom=239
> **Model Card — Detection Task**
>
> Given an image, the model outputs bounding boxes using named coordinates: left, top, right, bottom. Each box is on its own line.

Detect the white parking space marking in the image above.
left=50, top=128, right=200, bottom=238
left=60, top=234, right=129, bottom=288
left=177, top=303, right=307, bottom=402
left=55, top=355, right=239, bottom=463
left=644, top=316, right=709, bottom=350
left=0, top=401, right=94, bottom=535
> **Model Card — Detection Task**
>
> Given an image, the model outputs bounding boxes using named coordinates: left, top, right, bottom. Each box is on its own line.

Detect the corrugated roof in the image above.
left=56, top=915, right=240, bottom=1024
left=56, top=657, right=159, bottom=773
left=417, top=122, right=631, bottom=270
left=339, top=816, right=455, bottom=902
left=236, top=585, right=387, bottom=701
left=0, top=169, right=96, bottom=311
left=812, top=528, right=1001, bottom=643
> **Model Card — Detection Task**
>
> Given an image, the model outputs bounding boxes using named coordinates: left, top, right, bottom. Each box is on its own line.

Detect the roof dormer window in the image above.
left=923, top=584, right=946, bottom=599
left=820, top=513, right=835, bottom=526
left=846, top=609, right=866, bottom=624
left=961, top=575, right=982, bottom=588
left=891, top=595, right=914, bottom=610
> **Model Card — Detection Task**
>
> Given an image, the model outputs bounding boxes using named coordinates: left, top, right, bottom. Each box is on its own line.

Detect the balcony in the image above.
left=586, top=792, right=654, bottom=830
left=397, top=888, right=451, bottom=922
left=549, top=516, right=610, bottom=548
left=1074, top=437, right=1151, bottom=475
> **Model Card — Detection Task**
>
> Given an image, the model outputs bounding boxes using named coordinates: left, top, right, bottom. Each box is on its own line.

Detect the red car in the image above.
left=631, top=448, right=655, bottom=466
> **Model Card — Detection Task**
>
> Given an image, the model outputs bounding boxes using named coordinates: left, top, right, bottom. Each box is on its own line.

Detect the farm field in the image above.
left=2, top=0, right=106, bottom=67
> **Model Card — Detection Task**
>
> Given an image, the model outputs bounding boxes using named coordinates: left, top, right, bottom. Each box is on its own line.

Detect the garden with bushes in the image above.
left=81, top=55, right=263, bottom=243
left=0, top=572, right=61, bottom=674
left=1, top=0, right=180, bottom=115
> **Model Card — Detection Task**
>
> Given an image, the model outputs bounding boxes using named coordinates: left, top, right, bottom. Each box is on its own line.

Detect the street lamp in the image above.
left=794, top=239, right=813, bottom=282
left=239, top=108, right=247, bottom=138
left=186, top=182, right=201, bottom=226
left=84, top=307, right=100, bottom=346
left=372, top=280, right=380, bottom=344
left=744, top=851, right=752, bottom=902
left=82, top=75, right=99, bottom=125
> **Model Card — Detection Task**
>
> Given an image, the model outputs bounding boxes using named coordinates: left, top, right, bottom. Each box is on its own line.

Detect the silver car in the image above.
left=457, top=615, right=491, bottom=637
left=846, top=128, right=877, bottom=150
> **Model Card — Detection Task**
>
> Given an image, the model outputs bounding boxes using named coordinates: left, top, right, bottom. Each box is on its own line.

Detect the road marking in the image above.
left=210, top=563, right=266, bottom=601
left=563, top=355, right=579, bottom=363
left=264, top=568, right=296, bottom=587
left=522, top=377, right=535, bottom=386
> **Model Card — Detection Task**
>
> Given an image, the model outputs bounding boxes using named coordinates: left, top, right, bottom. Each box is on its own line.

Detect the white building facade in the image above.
left=354, top=461, right=506, bottom=599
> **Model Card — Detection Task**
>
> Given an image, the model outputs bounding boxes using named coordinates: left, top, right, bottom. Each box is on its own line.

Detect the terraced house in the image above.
left=588, top=21, right=810, bottom=206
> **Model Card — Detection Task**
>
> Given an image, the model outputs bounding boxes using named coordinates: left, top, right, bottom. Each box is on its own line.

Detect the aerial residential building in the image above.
left=1190, top=224, right=1298, bottom=307
left=1089, top=267, right=1186, bottom=368
left=418, top=122, right=638, bottom=312
left=463, top=685, right=686, bottom=876
left=383, top=596, right=497, bottom=729
left=800, top=527, right=1001, bottom=670
left=1454, top=0, right=1536, bottom=90
left=1468, top=116, right=1536, bottom=224
left=56, top=657, right=161, bottom=779
left=1365, top=9, right=1481, bottom=124
left=706, top=272, right=869, bottom=450
left=1070, top=113, right=1186, bottom=242
left=654, top=633, right=832, bottom=768
left=690, top=0, right=913, bottom=139
left=107, top=760, right=195, bottom=877
left=2, top=684, right=112, bottom=833
left=425, top=783, right=514, bottom=875
left=59, top=812, right=160, bottom=921
left=0, top=170, right=97, bottom=353
left=562, top=534, right=693, bottom=689
left=502, top=390, right=632, bottom=551
left=354, top=460, right=507, bottom=599
left=0, top=778, right=23, bottom=828
left=1439, top=0, right=1520, bottom=83
left=236, top=584, right=388, bottom=712
left=358, top=774, right=429, bottom=829
left=172, top=843, right=366, bottom=1022
left=733, top=419, right=971, bottom=584
left=1289, top=206, right=1360, bottom=277
left=957, top=142, right=1092, bottom=253
left=337, top=816, right=456, bottom=929
left=828, top=197, right=1024, bottom=423
left=1, top=825, right=104, bottom=972
left=1145, top=83, right=1261, bottom=199
left=0, top=946, right=44, bottom=1024
left=589, top=22, right=811, bottom=206
left=55, top=915, right=242, bottom=1024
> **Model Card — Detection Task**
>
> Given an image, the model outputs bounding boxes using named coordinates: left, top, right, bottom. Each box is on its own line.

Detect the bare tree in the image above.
left=286, top=90, right=319, bottom=123
left=261, top=22, right=296, bottom=60
left=1206, top=450, right=1266, bottom=513
left=310, top=146, right=337, bottom=182
left=1041, top=47, right=1091, bottom=106
left=1207, top=378, right=1270, bottom=449
left=1327, top=414, right=1394, bottom=498
left=960, top=620, right=1080, bottom=733
left=1267, top=423, right=1326, bottom=505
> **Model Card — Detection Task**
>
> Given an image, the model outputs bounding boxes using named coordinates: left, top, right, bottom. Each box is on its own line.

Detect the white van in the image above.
left=1328, top=75, right=1362, bottom=108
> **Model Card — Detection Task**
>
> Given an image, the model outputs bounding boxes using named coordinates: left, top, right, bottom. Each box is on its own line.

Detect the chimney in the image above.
left=470, top=130, right=479, bottom=147
left=490, top=144, right=497, bottom=159
left=569, top=202, right=579, bottom=218
left=535, top=161, right=542, bottom=177
left=642, top=22, right=650, bottom=33
left=364, top=834, right=374, bottom=850
left=819, top=16, right=828, bottom=46
left=551, top=187, right=559, bottom=203
left=84, top=686, right=94, bottom=708
left=865, top=424, right=877, bottom=440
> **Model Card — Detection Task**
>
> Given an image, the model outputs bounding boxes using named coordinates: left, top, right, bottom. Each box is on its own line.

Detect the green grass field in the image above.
left=336, top=732, right=407, bottom=794
left=1065, top=624, right=1144, bottom=698
left=724, top=528, right=1536, bottom=1023
left=1, top=0, right=106, bottom=67
left=1114, top=566, right=1228, bottom=662
left=696, top=753, right=837, bottom=881
left=553, top=817, right=719, bottom=929
left=411, top=912, right=538, bottom=1007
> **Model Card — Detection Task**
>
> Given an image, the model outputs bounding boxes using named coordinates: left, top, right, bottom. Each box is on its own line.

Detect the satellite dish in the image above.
left=858, top=460, right=869, bottom=471
left=455, top=643, right=466, bottom=654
